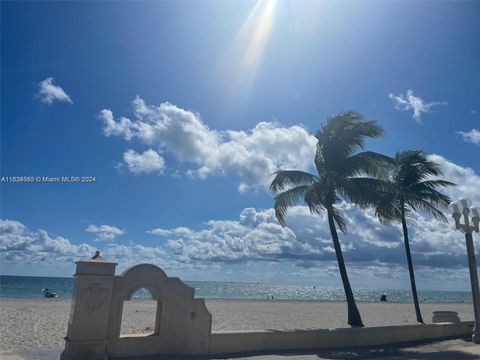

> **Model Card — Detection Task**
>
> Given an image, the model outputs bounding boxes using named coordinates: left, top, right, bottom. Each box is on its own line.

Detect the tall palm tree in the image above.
left=375, top=150, right=455, bottom=323
left=270, top=111, right=390, bottom=327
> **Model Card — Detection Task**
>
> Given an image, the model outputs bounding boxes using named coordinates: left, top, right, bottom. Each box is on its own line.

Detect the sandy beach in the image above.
left=0, top=298, right=474, bottom=352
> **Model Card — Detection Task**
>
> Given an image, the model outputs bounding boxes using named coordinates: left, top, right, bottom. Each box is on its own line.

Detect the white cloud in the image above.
left=0, top=220, right=168, bottom=269
left=0, top=219, right=95, bottom=263
left=99, top=97, right=316, bottom=190
left=101, top=244, right=166, bottom=269
left=36, top=77, right=73, bottom=105
left=457, top=129, right=480, bottom=146
left=388, top=90, right=446, bottom=123
left=427, top=154, right=480, bottom=206
left=85, top=224, right=124, bottom=241
left=147, top=228, right=172, bottom=236
left=123, top=149, right=165, bottom=175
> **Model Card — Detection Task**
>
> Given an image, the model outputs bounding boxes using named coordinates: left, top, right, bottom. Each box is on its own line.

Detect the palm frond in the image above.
left=408, top=197, right=449, bottom=222
left=269, top=170, right=319, bottom=194
left=314, top=146, right=327, bottom=178
left=395, top=150, right=444, bottom=186
left=304, top=182, right=328, bottom=216
left=316, top=111, right=384, bottom=162
left=273, top=185, right=310, bottom=226
left=409, top=179, right=456, bottom=192
left=404, top=186, right=451, bottom=209
left=332, top=205, right=347, bottom=234
left=340, top=151, right=394, bottom=177
left=375, top=198, right=402, bottom=224
left=375, top=150, right=455, bottom=224
left=339, top=177, right=395, bottom=209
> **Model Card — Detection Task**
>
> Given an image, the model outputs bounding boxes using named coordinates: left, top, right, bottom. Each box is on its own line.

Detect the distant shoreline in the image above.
left=0, top=275, right=471, bottom=293
left=0, top=296, right=472, bottom=304
left=0, top=275, right=472, bottom=303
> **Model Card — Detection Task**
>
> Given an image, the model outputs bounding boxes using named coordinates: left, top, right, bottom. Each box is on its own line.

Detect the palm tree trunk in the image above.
left=327, top=208, right=364, bottom=327
left=400, top=203, right=424, bottom=323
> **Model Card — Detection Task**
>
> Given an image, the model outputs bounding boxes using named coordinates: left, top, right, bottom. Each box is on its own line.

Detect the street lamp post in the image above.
left=449, top=198, right=480, bottom=343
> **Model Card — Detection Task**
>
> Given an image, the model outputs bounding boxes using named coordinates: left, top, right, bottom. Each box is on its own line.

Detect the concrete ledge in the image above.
left=433, top=311, right=461, bottom=323
left=209, top=321, right=475, bottom=355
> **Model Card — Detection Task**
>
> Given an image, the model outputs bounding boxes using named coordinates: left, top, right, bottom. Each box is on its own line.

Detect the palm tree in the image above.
left=270, top=111, right=390, bottom=327
left=375, top=150, right=455, bottom=323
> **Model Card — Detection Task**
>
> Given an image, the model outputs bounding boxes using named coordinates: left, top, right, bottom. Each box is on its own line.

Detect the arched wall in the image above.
left=106, top=263, right=212, bottom=357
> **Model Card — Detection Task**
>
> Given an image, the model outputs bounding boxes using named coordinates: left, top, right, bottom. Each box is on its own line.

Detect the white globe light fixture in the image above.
left=449, top=198, right=480, bottom=343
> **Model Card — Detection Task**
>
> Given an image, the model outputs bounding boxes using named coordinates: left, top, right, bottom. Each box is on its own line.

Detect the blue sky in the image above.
left=1, top=1, right=479, bottom=290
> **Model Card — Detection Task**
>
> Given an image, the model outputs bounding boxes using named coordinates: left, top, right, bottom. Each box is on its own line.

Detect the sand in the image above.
left=0, top=297, right=475, bottom=353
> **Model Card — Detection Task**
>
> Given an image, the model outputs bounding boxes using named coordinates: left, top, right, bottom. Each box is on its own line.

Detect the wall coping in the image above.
left=212, top=321, right=475, bottom=335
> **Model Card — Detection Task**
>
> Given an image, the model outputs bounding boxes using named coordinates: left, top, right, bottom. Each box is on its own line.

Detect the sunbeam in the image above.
left=225, top=0, right=278, bottom=98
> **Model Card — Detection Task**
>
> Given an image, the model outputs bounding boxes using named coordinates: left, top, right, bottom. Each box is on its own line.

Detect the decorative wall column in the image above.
left=61, top=251, right=117, bottom=360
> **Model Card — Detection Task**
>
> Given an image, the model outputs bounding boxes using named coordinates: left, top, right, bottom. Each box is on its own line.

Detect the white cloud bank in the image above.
left=147, top=154, right=479, bottom=271
left=150, top=205, right=393, bottom=265
left=388, top=90, right=446, bottom=123
left=0, top=220, right=165, bottom=268
left=100, top=97, right=316, bottom=190
left=1, top=220, right=95, bottom=263
left=148, top=204, right=465, bottom=270
left=457, top=129, right=480, bottom=146
left=85, top=224, right=124, bottom=241
left=36, top=77, right=73, bottom=105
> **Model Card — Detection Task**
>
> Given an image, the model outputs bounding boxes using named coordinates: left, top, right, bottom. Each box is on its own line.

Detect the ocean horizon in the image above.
left=0, top=275, right=472, bottom=303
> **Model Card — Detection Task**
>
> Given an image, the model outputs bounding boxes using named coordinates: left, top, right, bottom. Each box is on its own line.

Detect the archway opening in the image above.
left=120, top=287, right=159, bottom=338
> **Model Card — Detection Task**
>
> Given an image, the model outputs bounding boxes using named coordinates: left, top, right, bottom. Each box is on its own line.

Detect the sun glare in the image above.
left=239, top=0, right=277, bottom=72
left=227, top=0, right=278, bottom=97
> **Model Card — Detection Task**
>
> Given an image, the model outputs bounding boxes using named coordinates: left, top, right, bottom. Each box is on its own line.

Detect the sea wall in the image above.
left=209, top=321, right=474, bottom=355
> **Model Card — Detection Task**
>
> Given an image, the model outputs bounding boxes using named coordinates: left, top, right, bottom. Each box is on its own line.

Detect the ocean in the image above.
left=0, top=275, right=472, bottom=303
